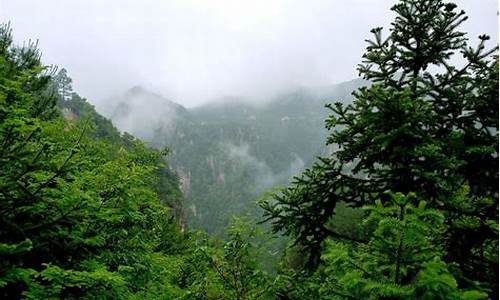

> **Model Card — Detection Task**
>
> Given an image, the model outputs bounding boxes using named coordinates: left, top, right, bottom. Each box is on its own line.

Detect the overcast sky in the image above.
left=1, top=0, right=498, bottom=107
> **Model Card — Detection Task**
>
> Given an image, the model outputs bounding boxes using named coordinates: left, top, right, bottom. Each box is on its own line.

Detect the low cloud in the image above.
left=2, top=0, right=496, bottom=107
left=101, top=86, right=183, bottom=143
left=224, top=142, right=305, bottom=192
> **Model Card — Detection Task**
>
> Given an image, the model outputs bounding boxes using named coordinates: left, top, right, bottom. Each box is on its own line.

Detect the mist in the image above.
left=224, top=142, right=305, bottom=192
left=102, top=86, right=185, bottom=142
left=1, top=0, right=498, bottom=107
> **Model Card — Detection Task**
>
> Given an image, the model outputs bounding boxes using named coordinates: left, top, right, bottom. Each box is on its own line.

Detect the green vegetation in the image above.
left=0, top=23, right=186, bottom=298
left=0, top=23, right=273, bottom=299
left=166, top=85, right=362, bottom=234
left=261, top=0, right=498, bottom=298
left=107, top=82, right=363, bottom=234
left=0, top=0, right=498, bottom=299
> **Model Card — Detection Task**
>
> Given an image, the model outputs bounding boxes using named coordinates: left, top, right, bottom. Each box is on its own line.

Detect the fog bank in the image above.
left=1, top=0, right=497, bottom=107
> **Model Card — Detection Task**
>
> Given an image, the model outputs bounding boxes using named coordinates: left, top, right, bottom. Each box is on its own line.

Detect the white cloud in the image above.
left=1, top=0, right=497, bottom=107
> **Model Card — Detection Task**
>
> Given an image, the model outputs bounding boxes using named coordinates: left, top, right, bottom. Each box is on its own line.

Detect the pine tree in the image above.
left=261, top=0, right=498, bottom=296
left=318, top=193, right=488, bottom=299
left=52, top=68, right=73, bottom=101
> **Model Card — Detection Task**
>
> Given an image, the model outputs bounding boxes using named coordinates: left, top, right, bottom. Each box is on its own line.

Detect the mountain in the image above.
left=101, top=79, right=367, bottom=234
left=100, top=86, right=189, bottom=143
left=50, top=84, right=186, bottom=228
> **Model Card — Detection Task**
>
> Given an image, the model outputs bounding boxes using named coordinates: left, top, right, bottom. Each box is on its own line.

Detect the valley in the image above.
left=2, top=0, right=497, bottom=298
left=99, top=79, right=366, bottom=233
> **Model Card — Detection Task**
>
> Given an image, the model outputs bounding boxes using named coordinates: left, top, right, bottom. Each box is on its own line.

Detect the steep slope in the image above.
left=102, top=79, right=366, bottom=234
left=54, top=84, right=185, bottom=224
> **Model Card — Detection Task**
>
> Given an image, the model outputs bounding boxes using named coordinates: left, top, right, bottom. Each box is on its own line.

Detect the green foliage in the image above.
left=0, top=22, right=278, bottom=299
left=261, top=0, right=498, bottom=297
left=51, top=67, right=185, bottom=223
left=316, top=192, right=488, bottom=300
left=177, top=217, right=274, bottom=300
left=260, top=159, right=366, bottom=267
left=24, top=264, right=129, bottom=300
left=0, top=23, right=188, bottom=299
left=146, top=83, right=361, bottom=234
left=273, top=193, right=489, bottom=299
left=1, top=0, right=498, bottom=298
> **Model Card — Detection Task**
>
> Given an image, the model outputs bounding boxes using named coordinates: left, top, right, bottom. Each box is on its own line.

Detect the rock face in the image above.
left=61, top=107, right=78, bottom=121
left=177, top=167, right=191, bottom=195
left=101, top=78, right=366, bottom=234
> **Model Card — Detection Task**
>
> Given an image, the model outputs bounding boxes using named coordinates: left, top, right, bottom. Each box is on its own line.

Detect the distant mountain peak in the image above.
left=127, top=85, right=148, bottom=95
left=103, top=85, right=190, bottom=143
left=121, top=85, right=187, bottom=111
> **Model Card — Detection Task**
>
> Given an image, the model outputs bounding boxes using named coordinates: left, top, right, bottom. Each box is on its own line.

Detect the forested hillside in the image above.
left=1, top=0, right=498, bottom=299
left=0, top=23, right=275, bottom=299
left=0, top=23, right=192, bottom=297
left=47, top=70, right=185, bottom=228
left=103, top=79, right=366, bottom=233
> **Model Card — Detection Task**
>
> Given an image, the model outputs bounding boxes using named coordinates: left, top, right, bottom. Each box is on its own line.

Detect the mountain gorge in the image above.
left=100, top=79, right=366, bottom=233
left=2, top=0, right=498, bottom=297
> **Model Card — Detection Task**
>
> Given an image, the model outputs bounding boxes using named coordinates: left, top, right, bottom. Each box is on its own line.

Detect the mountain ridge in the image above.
left=98, top=78, right=367, bottom=233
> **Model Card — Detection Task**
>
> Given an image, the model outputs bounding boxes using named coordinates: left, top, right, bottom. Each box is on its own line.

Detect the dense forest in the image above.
left=1, top=0, right=498, bottom=299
